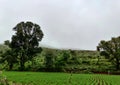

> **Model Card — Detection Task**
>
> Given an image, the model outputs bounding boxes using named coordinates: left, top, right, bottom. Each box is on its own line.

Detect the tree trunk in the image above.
left=9, top=63, right=13, bottom=70
left=116, top=64, right=119, bottom=70
left=20, top=57, right=25, bottom=71
left=116, top=58, right=119, bottom=70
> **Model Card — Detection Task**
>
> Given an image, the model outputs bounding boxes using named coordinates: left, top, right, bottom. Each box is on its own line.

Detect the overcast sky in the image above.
left=0, top=0, right=120, bottom=50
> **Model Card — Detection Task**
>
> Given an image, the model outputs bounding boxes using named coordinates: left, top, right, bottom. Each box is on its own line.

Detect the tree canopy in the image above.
left=97, top=36, right=120, bottom=70
left=8, top=21, right=43, bottom=70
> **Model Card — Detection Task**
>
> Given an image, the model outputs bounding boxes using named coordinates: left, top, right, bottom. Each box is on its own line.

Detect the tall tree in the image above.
left=44, top=50, right=55, bottom=71
left=10, top=21, right=43, bottom=70
left=97, top=36, right=120, bottom=70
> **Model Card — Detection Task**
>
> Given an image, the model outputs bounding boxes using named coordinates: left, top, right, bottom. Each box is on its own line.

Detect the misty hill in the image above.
left=0, top=44, right=112, bottom=72
left=0, top=44, right=98, bottom=57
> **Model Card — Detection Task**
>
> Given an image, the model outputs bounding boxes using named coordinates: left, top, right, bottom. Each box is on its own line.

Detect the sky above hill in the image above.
left=0, top=0, right=120, bottom=50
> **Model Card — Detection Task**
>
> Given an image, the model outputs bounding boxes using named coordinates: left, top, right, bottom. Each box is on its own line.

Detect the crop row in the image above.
left=3, top=72, right=120, bottom=85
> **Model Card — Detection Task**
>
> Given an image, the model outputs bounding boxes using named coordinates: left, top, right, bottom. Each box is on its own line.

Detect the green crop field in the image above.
left=1, top=71, right=120, bottom=85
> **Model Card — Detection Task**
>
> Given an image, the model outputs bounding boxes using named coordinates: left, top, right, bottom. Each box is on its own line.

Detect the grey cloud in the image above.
left=0, top=0, right=120, bottom=50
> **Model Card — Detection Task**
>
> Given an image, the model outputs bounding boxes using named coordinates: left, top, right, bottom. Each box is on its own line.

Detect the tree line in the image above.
left=0, top=21, right=120, bottom=72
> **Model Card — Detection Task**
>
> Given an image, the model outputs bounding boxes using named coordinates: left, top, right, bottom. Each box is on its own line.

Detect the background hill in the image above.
left=0, top=44, right=112, bottom=73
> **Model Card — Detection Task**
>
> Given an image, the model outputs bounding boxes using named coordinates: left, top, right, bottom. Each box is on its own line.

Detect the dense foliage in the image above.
left=0, top=21, right=119, bottom=73
left=97, top=36, right=120, bottom=70
left=1, top=21, right=43, bottom=71
left=0, top=45, right=113, bottom=73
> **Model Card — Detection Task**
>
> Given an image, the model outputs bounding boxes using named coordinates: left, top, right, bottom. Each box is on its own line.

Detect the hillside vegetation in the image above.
left=0, top=21, right=119, bottom=74
left=0, top=44, right=113, bottom=73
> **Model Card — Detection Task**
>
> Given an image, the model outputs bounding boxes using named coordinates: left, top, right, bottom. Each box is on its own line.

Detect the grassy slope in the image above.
left=3, top=71, right=120, bottom=85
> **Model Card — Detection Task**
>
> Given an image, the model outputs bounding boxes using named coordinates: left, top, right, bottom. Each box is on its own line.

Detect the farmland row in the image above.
left=3, top=72, right=120, bottom=85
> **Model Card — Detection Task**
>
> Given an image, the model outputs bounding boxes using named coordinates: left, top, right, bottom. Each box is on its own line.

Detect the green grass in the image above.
left=2, top=71, right=120, bottom=85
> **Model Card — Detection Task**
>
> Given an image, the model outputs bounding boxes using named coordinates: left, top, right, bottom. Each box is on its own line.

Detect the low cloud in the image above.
left=0, top=0, right=120, bottom=50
